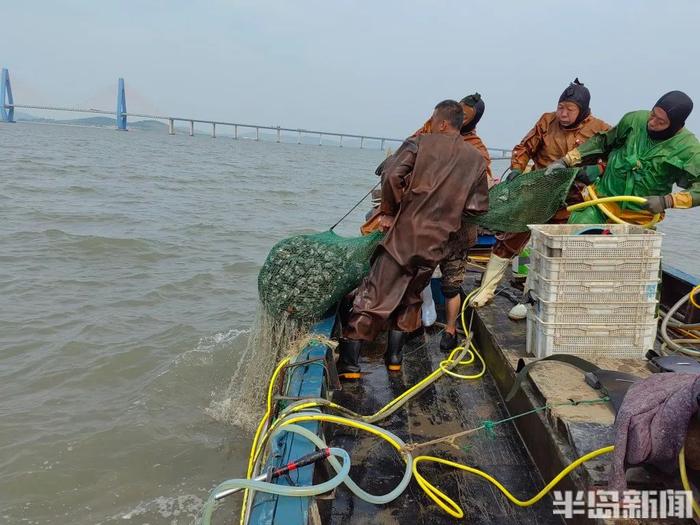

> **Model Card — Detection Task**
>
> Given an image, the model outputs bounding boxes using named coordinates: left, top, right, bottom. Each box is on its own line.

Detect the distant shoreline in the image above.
left=13, top=114, right=168, bottom=131
left=4, top=119, right=388, bottom=146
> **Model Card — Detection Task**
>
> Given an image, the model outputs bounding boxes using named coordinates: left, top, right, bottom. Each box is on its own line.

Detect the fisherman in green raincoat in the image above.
left=545, top=91, right=700, bottom=224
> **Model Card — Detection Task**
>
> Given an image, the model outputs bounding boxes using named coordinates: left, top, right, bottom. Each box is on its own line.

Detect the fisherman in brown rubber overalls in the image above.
left=469, top=79, right=610, bottom=318
left=411, top=93, right=495, bottom=351
left=337, top=100, right=489, bottom=381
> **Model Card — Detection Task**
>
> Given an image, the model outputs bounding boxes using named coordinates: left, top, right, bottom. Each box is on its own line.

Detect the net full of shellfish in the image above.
left=257, top=230, right=382, bottom=321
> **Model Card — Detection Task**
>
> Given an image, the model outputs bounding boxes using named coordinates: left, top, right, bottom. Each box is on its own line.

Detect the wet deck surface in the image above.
left=321, top=271, right=697, bottom=524
left=323, top=327, right=564, bottom=525
left=466, top=273, right=696, bottom=525
left=472, top=273, right=657, bottom=488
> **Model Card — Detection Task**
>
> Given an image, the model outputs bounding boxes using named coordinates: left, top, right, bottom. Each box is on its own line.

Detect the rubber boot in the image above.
left=508, top=271, right=532, bottom=321
left=470, top=254, right=510, bottom=307
left=439, top=331, right=458, bottom=352
left=336, top=339, right=362, bottom=381
left=385, top=330, right=406, bottom=372
left=508, top=303, right=528, bottom=320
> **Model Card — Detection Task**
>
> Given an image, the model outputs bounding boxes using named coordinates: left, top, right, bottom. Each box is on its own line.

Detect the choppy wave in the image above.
left=67, top=185, right=98, bottom=194
left=71, top=233, right=174, bottom=257
left=222, top=261, right=260, bottom=273
left=4, top=229, right=179, bottom=264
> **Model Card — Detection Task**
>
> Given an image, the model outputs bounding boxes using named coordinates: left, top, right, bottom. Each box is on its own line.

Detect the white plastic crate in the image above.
left=529, top=271, right=659, bottom=304
left=529, top=223, right=663, bottom=259
left=530, top=249, right=661, bottom=282
left=533, top=296, right=657, bottom=324
left=526, top=311, right=658, bottom=359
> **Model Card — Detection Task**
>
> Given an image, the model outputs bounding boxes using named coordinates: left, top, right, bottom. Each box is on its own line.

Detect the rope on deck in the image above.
left=402, top=396, right=610, bottom=453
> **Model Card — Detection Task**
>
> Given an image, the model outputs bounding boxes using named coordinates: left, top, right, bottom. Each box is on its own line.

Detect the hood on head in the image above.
left=460, top=92, right=485, bottom=134
left=558, top=78, right=591, bottom=128
left=648, top=90, right=693, bottom=141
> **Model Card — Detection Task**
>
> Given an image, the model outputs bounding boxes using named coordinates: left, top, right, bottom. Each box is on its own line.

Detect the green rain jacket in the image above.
left=574, top=110, right=700, bottom=211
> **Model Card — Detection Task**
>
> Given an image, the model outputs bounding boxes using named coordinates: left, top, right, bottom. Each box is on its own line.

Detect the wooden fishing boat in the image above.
left=239, top=241, right=700, bottom=525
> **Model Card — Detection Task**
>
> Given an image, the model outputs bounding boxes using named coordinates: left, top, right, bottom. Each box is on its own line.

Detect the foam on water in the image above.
left=195, top=328, right=250, bottom=351
left=205, top=305, right=309, bottom=432
left=152, top=328, right=249, bottom=382
left=118, top=494, right=204, bottom=522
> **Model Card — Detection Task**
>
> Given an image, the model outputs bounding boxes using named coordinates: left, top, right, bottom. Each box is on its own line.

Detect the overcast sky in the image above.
left=3, top=0, right=699, bottom=150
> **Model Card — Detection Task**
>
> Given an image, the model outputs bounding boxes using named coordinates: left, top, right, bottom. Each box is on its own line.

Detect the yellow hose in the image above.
left=280, top=414, right=404, bottom=453
left=251, top=410, right=700, bottom=521
left=242, top=287, right=485, bottom=523
left=413, top=446, right=614, bottom=518
left=679, top=445, right=700, bottom=517
left=239, top=356, right=290, bottom=524
left=566, top=188, right=661, bottom=227
left=272, top=410, right=617, bottom=520
left=372, top=287, right=485, bottom=416
left=262, top=286, right=484, bottom=434
left=440, top=343, right=485, bottom=380
left=566, top=195, right=649, bottom=212
left=439, top=290, right=486, bottom=381
left=238, top=278, right=614, bottom=521
left=690, top=284, right=700, bottom=310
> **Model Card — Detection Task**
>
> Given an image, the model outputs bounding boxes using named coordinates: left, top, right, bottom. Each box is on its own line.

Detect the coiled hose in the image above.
left=566, top=189, right=661, bottom=228
left=227, top=279, right=497, bottom=524
left=660, top=285, right=700, bottom=356
left=199, top=425, right=352, bottom=524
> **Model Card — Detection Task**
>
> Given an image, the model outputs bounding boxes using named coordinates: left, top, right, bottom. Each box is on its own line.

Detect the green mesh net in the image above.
left=258, top=230, right=383, bottom=321
left=465, top=168, right=579, bottom=232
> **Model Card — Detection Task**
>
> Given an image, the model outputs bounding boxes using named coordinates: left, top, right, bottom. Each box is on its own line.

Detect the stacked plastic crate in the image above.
left=526, top=224, right=663, bottom=359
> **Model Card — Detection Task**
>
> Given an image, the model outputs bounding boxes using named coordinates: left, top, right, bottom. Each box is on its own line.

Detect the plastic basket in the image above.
left=526, top=311, right=657, bottom=359
left=530, top=249, right=661, bottom=282
left=533, top=296, right=657, bottom=324
left=528, top=223, right=663, bottom=259
left=529, top=271, right=659, bottom=304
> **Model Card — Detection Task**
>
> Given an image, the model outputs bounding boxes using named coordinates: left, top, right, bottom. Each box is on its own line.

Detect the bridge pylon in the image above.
left=116, top=77, right=127, bottom=130
left=1, top=68, right=15, bottom=123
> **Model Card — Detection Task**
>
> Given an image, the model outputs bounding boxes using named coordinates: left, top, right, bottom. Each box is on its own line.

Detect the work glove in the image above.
left=642, top=195, right=673, bottom=214
left=544, top=158, right=568, bottom=175
left=504, top=169, right=522, bottom=183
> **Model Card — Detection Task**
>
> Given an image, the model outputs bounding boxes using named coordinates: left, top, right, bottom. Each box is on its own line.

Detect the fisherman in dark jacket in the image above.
left=337, top=100, right=489, bottom=380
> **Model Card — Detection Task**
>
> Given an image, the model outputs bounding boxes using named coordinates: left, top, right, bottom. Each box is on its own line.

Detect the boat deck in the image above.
left=471, top=274, right=696, bottom=524
left=322, top=272, right=693, bottom=524
left=322, top=327, right=563, bottom=524
left=471, top=275, right=653, bottom=489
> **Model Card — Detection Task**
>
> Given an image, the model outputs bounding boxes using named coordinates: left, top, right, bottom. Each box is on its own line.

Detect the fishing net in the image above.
left=206, top=306, right=308, bottom=432
left=465, top=168, right=579, bottom=232
left=258, top=230, right=383, bottom=321
left=209, top=231, right=381, bottom=432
